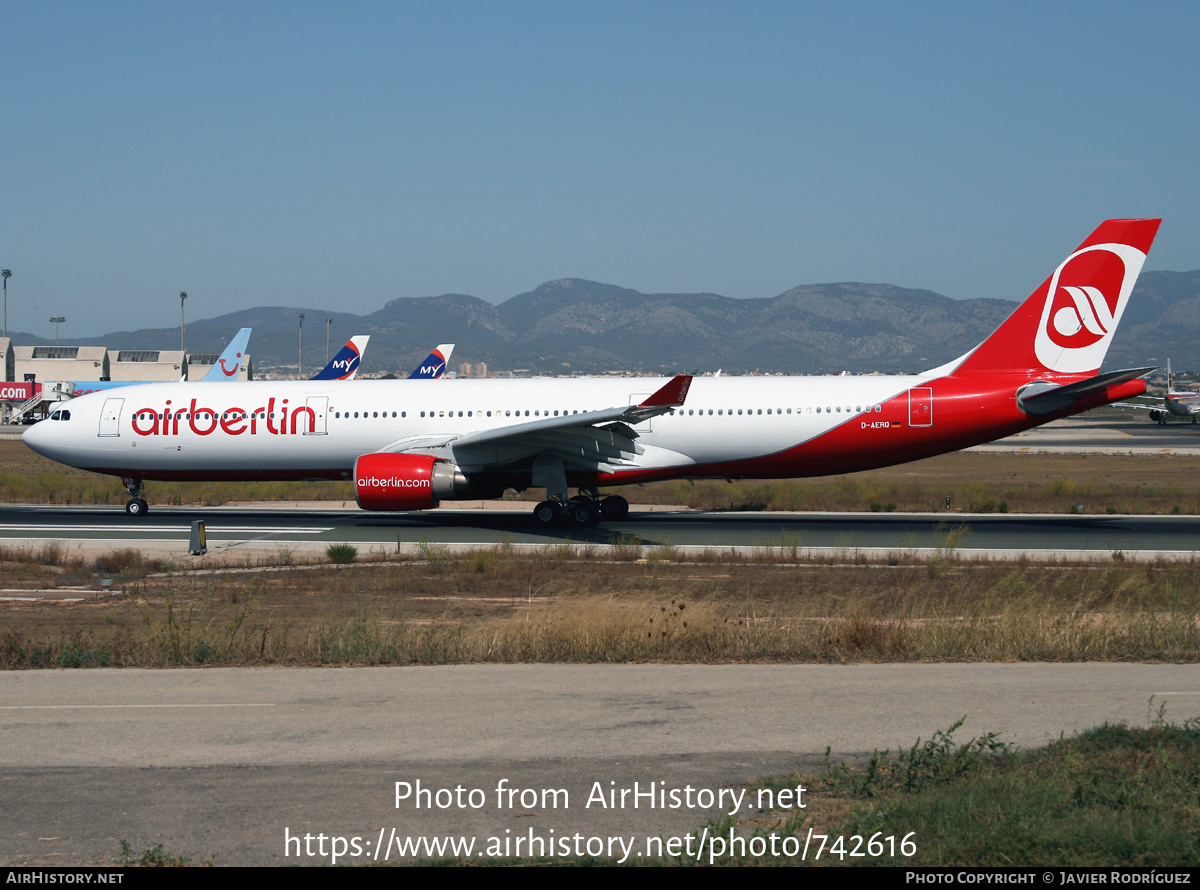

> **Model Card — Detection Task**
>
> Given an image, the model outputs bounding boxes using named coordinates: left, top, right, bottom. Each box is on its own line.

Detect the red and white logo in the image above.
left=1034, top=243, right=1147, bottom=373
left=218, top=353, right=242, bottom=377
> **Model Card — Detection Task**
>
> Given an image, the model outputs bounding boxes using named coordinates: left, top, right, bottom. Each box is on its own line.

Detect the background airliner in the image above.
left=310, top=336, right=369, bottom=381
left=24, top=219, right=1160, bottom=523
left=69, top=328, right=254, bottom=396
left=1115, top=359, right=1200, bottom=424
left=69, top=331, right=367, bottom=397
left=308, top=338, right=453, bottom=381
left=197, top=327, right=253, bottom=382
left=407, top=344, right=454, bottom=380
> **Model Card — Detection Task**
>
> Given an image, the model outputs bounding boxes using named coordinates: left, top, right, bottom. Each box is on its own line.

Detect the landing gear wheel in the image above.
left=533, top=500, right=560, bottom=526
left=569, top=499, right=600, bottom=527
left=600, top=495, right=629, bottom=520
left=121, top=477, right=147, bottom=516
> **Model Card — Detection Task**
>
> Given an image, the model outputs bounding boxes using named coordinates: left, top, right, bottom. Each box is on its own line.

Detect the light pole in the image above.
left=325, top=317, right=332, bottom=364
left=49, top=316, right=65, bottom=346
left=179, top=292, right=187, bottom=351
left=2, top=269, right=10, bottom=339
left=298, top=313, right=305, bottom=378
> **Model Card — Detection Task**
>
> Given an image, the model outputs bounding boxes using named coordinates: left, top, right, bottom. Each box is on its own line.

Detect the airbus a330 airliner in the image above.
left=24, top=219, right=1161, bottom=524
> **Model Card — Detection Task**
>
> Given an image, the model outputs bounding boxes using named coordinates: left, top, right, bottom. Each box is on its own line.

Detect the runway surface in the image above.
left=2, top=503, right=1199, bottom=562
left=3, top=664, right=1197, bottom=866
left=969, top=416, right=1200, bottom=453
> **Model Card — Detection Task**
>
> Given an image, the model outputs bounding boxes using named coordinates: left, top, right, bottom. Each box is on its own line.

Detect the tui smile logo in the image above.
left=218, top=353, right=242, bottom=377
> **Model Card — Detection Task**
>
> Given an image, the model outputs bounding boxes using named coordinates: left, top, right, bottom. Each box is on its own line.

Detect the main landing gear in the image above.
left=532, top=491, right=629, bottom=527
left=122, top=477, right=149, bottom=517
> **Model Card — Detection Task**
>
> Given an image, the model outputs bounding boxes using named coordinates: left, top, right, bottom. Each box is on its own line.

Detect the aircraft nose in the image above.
left=21, top=417, right=60, bottom=460
left=22, top=420, right=48, bottom=453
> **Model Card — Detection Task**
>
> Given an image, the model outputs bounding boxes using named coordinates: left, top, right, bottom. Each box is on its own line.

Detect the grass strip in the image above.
left=4, top=545, right=1199, bottom=667
left=398, top=714, right=1200, bottom=866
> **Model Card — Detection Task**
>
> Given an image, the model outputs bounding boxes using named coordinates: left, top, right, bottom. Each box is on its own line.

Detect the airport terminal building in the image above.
left=0, top=338, right=251, bottom=423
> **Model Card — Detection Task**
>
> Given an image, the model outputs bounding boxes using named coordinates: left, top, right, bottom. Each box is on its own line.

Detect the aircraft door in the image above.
left=304, top=396, right=328, bottom=435
left=908, top=388, right=933, bottom=427
left=99, top=398, right=124, bottom=437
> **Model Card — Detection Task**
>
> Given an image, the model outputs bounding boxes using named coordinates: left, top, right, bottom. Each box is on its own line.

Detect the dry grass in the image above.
left=2, top=547, right=1197, bottom=668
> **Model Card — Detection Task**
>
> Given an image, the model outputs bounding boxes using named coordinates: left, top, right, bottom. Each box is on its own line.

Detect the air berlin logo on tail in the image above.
left=1050, top=286, right=1112, bottom=345
left=1034, top=242, right=1147, bottom=373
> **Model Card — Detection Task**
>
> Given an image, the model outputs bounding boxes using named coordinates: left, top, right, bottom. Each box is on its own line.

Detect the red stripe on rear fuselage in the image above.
left=587, top=373, right=1146, bottom=486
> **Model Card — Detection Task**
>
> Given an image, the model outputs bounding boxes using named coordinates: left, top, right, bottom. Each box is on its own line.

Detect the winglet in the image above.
left=640, top=374, right=693, bottom=407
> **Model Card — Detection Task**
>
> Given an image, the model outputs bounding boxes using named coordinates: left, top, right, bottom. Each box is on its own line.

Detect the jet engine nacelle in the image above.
left=354, top=452, right=467, bottom=511
left=1149, top=409, right=1165, bottom=423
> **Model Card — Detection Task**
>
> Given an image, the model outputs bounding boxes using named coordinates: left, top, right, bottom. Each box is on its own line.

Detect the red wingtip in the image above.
left=640, top=374, right=693, bottom=407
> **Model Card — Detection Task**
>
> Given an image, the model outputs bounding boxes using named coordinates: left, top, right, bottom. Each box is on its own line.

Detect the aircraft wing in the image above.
left=408, top=374, right=692, bottom=473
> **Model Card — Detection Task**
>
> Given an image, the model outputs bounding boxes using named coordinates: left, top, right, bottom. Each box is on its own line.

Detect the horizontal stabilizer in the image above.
left=1018, top=367, right=1155, bottom=415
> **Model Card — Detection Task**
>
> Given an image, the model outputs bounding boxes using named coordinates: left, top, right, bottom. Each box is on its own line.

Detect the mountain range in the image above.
left=13, top=271, right=1200, bottom=375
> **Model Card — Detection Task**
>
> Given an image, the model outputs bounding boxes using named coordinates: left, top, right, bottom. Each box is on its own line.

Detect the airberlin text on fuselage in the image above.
left=357, top=476, right=431, bottom=489
left=130, top=398, right=316, bottom=437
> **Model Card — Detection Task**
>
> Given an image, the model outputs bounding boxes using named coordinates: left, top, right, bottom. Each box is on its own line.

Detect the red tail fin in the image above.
left=952, top=219, right=1160, bottom=377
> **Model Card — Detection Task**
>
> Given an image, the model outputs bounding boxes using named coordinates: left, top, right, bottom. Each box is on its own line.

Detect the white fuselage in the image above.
left=24, top=374, right=931, bottom=483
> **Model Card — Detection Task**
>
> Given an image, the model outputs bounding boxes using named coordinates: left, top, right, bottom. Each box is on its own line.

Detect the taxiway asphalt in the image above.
left=3, top=664, right=1197, bottom=866
left=1, top=504, right=1198, bottom=565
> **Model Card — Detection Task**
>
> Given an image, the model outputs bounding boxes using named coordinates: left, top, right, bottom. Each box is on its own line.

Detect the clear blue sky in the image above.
left=3, top=0, right=1198, bottom=337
